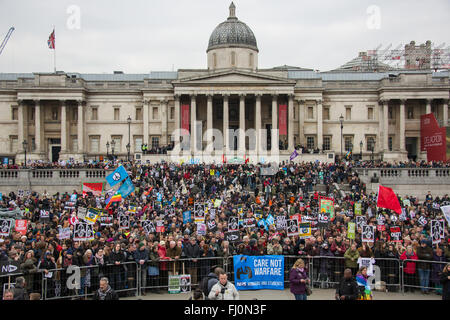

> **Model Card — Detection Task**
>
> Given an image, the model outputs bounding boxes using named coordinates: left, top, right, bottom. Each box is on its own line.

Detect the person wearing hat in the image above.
left=416, top=239, right=434, bottom=294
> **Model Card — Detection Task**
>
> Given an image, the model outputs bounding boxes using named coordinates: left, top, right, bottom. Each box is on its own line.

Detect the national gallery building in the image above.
left=0, top=3, right=449, bottom=163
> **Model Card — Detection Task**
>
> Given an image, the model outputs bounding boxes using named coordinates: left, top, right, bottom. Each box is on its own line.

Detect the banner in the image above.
left=180, top=274, right=191, bottom=293
left=73, top=223, right=94, bottom=241
left=194, top=203, right=205, bottom=223
left=320, top=197, right=335, bottom=219
left=181, top=104, right=190, bottom=133
left=362, top=225, right=375, bottom=243
left=431, top=220, right=444, bottom=244
left=0, top=219, right=13, bottom=236
left=118, top=178, right=135, bottom=199
left=168, top=275, right=181, bottom=294
left=390, top=226, right=402, bottom=242
left=156, top=220, right=165, bottom=233
left=106, top=165, right=129, bottom=187
left=142, top=220, right=156, bottom=234
left=183, top=211, right=192, bottom=224
left=354, top=202, right=362, bottom=216
left=100, top=215, right=113, bottom=227
left=225, top=230, right=240, bottom=243
left=82, top=182, right=103, bottom=197
left=85, top=208, right=100, bottom=225
left=228, top=217, right=239, bottom=232
left=233, top=255, right=284, bottom=291
left=0, top=260, right=20, bottom=276
left=347, top=222, right=356, bottom=240
left=420, top=113, right=446, bottom=161
left=40, top=210, right=50, bottom=220
left=58, top=227, right=71, bottom=240
left=14, top=219, right=28, bottom=236
left=278, top=104, right=287, bottom=136
left=119, top=214, right=130, bottom=230
left=243, top=217, right=256, bottom=229
left=299, top=222, right=311, bottom=239
left=275, top=216, right=287, bottom=231
left=286, top=219, right=299, bottom=236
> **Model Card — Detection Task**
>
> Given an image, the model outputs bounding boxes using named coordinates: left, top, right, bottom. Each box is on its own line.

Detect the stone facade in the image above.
left=0, top=3, right=449, bottom=164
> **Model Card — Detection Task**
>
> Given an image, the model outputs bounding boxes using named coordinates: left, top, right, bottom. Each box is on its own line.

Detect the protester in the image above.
left=208, top=272, right=239, bottom=300
left=356, top=266, right=372, bottom=300
left=92, top=277, right=119, bottom=300
left=13, top=276, right=28, bottom=300
left=3, top=289, right=14, bottom=300
left=335, top=268, right=358, bottom=300
left=289, top=258, right=310, bottom=300
left=441, top=263, right=450, bottom=300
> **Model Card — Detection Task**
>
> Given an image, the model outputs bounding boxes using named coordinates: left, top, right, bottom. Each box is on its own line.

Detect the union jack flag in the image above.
left=47, top=29, right=55, bottom=49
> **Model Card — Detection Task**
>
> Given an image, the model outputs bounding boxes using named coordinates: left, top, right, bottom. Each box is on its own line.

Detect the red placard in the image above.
left=15, top=219, right=28, bottom=236
left=420, top=113, right=446, bottom=161
left=82, top=182, right=103, bottom=197
left=279, top=104, right=287, bottom=136
left=181, top=104, right=190, bottom=132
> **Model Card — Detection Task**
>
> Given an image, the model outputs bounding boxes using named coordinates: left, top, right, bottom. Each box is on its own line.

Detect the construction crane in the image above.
left=0, top=27, right=15, bottom=56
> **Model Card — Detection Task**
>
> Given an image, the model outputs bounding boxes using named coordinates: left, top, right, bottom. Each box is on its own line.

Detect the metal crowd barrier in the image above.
left=2, top=256, right=447, bottom=299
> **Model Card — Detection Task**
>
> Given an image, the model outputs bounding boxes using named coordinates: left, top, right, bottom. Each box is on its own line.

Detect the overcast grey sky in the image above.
left=0, top=0, right=449, bottom=73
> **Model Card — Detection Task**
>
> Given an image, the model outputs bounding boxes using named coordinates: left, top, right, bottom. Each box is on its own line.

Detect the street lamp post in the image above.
left=360, top=140, right=363, bottom=161
left=22, top=140, right=28, bottom=168
left=371, top=141, right=375, bottom=164
left=339, top=114, right=344, bottom=162
left=106, top=141, right=110, bottom=159
left=111, top=140, right=115, bottom=160
left=127, top=115, right=131, bottom=162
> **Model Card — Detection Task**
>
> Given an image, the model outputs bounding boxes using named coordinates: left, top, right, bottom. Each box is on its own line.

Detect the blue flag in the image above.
left=183, top=211, right=192, bottom=224
left=266, top=214, right=274, bottom=226
left=117, top=177, right=135, bottom=199
left=106, top=165, right=128, bottom=187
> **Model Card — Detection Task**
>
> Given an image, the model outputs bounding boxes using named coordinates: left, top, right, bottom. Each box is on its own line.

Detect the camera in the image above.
left=220, top=287, right=226, bottom=294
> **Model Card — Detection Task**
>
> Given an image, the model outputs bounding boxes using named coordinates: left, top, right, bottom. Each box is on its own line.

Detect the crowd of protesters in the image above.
left=0, top=159, right=449, bottom=301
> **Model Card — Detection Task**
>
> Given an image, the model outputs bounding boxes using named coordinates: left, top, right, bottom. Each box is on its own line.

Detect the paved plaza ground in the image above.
left=124, top=288, right=441, bottom=300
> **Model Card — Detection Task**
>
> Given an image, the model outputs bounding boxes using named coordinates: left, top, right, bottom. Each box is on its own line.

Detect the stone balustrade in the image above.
left=354, top=168, right=450, bottom=185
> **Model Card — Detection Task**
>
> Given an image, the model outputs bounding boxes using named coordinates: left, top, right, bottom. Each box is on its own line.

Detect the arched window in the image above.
left=231, top=51, right=236, bottom=66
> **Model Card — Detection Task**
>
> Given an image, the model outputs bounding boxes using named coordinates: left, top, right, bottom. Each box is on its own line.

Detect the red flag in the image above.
left=278, top=104, right=287, bottom=136
left=377, top=185, right=401, bottom=214
left=48, top=29, right=55, bottom=49
left=181, top=104, right=190, bottom=132
left=82, top=182, right=103, bottom=197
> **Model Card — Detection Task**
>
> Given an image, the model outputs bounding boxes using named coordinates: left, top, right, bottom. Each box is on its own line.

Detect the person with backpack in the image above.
left=200, top=266, right=223, bottom=299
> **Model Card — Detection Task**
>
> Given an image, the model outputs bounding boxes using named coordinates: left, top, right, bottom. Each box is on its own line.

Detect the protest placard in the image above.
left=299, top=222, right=311, bottom=239
left=286, top=219, right=299, bottom=237
left=228, top=216, right=239, bottom=232
left=362, top=225, right=375, bottom=243
left=0, top=219, right=13, bottom=236
left=73, top=223, right=94, bottom=241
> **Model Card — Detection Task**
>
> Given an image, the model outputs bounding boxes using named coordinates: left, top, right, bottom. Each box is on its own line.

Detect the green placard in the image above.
left=348, top=222, right=356, bottom=240
left=354, top=202, right=362, bottom=216
left=168, top=275, right=180, bottom=294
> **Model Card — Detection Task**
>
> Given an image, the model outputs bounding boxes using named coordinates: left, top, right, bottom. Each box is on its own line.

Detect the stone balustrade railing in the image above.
left=354, top=168, right=450, bottom=184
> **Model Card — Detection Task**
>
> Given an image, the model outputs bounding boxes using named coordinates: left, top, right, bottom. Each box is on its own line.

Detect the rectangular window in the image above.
left=344, top=136, right=353, bottom=152
left=11, top=107, right=18, bottom=120
left=307, top=106, right=314, bottom=119
left=388, top=136, right=393, bottom=151
left=323, top=107, right=330, bottom=120
left=30, top=107, right=35, bottom=121
left=51, top=107, right=58, bottom=121
left=72, top=136, right=78, bottom=152
left=170, top=107, right=174, bottom=120
left=345, top=106, right=352, bottom=120
left=152, top=107, right=158, bottom=120
left=323, top=136, right=331, bottom=151
left=114, top=107, right=120, bottom=121
left=10, top=135, right=18, bottom=153
left=72, top=107, right=78, bottom=121
left=388, top=107, right=394, bottom=120
left=112, top=136, right=122, bottom=153
left=367, top=107, right=374, bottom=120
left=407, top=107, right=414, bottom=119
left=91, top=107, right=98, bottom=121
left=135, top=107, right=142, bottom=121
left=366, top=136, right=376, bottom=151
left=306, top=136, right=315, bottom=150
left=89, top=136, right=100, bottom=153
left=134, top=136, right=143, bottom=153
left=151, top=136, right=160, bottom=149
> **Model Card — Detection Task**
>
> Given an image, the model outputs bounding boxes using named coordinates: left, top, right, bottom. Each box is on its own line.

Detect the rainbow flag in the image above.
left=105, top=193, right=122, bottom=209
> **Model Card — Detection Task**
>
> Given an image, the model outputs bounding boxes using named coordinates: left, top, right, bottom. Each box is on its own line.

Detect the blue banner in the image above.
left=233, top=255, right=284, bottom=290
left=117, top=177, right=135, bottom=199
left=106, top=165, right=128, bottom=187
left=183, top=211, right=191, bottom=224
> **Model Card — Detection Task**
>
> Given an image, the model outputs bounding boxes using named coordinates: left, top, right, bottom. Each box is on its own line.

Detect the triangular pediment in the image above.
left=175, top=69, right=294, bottom=84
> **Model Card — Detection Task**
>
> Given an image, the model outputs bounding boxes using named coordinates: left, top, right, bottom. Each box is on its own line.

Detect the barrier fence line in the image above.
left=1, top=256, right=447, bottom=299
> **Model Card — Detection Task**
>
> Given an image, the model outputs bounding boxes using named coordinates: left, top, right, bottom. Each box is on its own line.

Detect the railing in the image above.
left=354, top=168, right=450, bottom=185
left=1, top=256, right=445, bottom=299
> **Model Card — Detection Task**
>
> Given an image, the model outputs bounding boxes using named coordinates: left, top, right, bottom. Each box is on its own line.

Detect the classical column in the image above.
left=223, top=94, right=229, bottom=153
left=34, top=100, right=41, bottom=153
left=143, top=99, right=149, bottom=147
left=60, top=100, right=67, bottom=153
left=17, top=100, right=25, bottom=147
left=288, top=94, right=294, bottom=151
left=399, top=99, right=406, bottom=152
left=239, top=94, right=246, bottom=154
left=77, top=100, right=84, bottom=153
left=255, top=94, right=262, bottom=155
left=161, top=99, right=168, bottom=145
left=298, top=99, right=305, bottom=147
left=382, top=100, right=389, bottom=151
left=316, top=99, right=323, bottom=152
left=206, top=94, right=213, bottom=152
left=378, top=100, right=384, bottom=154
left=271, top=94, right=279, bottom=154
left=190, top=94, right=197, bottom=154
left=443, top=99, right=448, bottom=127
left=426, top=99, right=432, bottom=114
